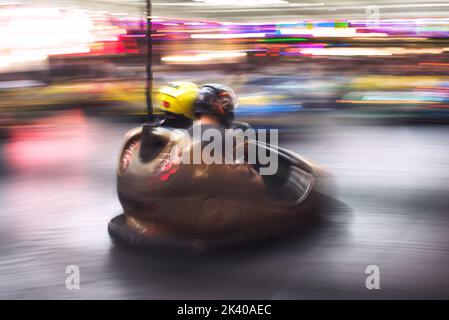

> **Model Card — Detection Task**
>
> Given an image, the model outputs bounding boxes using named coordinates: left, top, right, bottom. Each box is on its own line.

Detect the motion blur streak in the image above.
left=1, top=0, right=449, bottom=299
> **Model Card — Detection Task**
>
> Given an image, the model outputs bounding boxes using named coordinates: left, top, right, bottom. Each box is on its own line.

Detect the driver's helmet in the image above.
left=157, top=81, right=199, bottom=119
left=193, top=84, right=239, bottom=126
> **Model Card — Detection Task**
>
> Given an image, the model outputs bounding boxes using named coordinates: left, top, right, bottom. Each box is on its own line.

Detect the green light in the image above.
left=259, top=38, right=308, bottom=42
left=335, top=22, right=349, bottom=28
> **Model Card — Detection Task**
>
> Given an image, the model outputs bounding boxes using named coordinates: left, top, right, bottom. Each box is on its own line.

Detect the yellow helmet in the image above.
left=156, top=81, right=199, bottom=119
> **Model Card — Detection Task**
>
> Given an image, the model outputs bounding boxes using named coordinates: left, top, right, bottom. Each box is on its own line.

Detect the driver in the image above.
left=139, top=81, right=199, bottom=162
left=188, top=83, right=240, bottom=162
left=156, top=81, right=199, bottom=129
left=187, top=84, right=265, bottom=191
left=192, top=83, right=249, bottom=130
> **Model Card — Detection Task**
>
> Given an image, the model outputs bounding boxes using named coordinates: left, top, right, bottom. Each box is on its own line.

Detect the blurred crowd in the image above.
left=2, top=3, right=449, bottom=137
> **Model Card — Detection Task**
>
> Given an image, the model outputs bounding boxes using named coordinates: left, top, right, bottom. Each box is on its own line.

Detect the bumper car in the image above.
left=108, top=122, right=331, bottom=252
left=108, top=5, right=331, bottom=251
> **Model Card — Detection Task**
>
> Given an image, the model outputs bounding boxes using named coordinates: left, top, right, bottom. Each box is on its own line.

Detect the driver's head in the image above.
left=193, top=84, right=239, bottom=127
left=157, top=81, right=199, bottom=119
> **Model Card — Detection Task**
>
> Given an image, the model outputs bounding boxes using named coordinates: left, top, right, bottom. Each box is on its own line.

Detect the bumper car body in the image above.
left=109, top=123, right=331, bottom=251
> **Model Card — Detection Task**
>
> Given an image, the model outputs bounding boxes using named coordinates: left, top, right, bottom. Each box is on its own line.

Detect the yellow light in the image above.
left=161, top=51, right=247, bottom=63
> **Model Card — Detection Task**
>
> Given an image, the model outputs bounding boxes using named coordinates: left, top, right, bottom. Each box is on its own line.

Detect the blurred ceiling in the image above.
left=12, top=0, right=449, bottom=21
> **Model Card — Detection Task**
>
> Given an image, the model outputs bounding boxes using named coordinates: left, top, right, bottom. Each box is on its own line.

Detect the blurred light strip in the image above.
left=300, top=47, right=449, bottom=56
left=154, top=0, right=288, bottom=6
left=259, top=38, right=307, bottom=42
left=164, top=28, right=228, bottom=33
left=161, top=51, right=246, bottom=63
left=192, top=0, right=287, bottom=4
left=301, top=48, right=392, bottom=56
left=337, top=100, right=441, bottom=105
left=191, top=33, right=265, bottom=39
left=279, top=28, right=357, bottom=37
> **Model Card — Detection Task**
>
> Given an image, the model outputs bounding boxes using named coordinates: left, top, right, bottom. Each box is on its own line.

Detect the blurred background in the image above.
left=1, top=0, right=449, bottom=299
